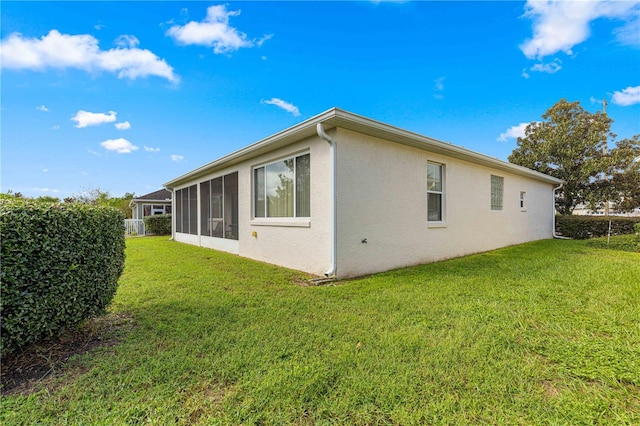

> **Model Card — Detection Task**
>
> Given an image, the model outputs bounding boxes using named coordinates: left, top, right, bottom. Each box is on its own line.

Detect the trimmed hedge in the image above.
left=144, top=214, right=171, bottom=235
left=0, top=200, right=125, bottom=356
left=555, top=215, right=640, bottom=239
left=585, top=234, right=640, bottom=253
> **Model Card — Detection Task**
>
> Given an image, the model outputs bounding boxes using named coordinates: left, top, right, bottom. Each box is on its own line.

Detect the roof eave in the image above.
left=164, top=108, right=340, bottom=188
left=164, top=107, right=564, bottom=188
left=328, top=109, right=564, bottom=185
left=131, top=198, right=172, bottom=203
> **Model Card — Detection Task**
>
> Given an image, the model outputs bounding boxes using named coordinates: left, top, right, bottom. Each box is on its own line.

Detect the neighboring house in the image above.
left=573, top=203, right=640, bottom=217
left=164, top=108, right=564, bottom=279
left=129, top=189, right=172, bottom=220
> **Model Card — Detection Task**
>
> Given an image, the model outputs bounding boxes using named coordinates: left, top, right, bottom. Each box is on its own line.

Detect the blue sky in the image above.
left=2, top=1, right=639, bottom=199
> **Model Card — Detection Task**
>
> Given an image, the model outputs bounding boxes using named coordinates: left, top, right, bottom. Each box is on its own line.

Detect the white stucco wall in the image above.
left=172, top=135, right=333, bottom=276
left=171, top=126, right=556, bottom=279
left=334, top=128, right=555, bottom=278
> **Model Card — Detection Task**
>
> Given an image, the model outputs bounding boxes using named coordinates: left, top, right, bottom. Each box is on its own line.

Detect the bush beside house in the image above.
left=144, top=214, right=172, bottom=235
left=0, top=199, right=125, bottom=356
left=555, top=215, right=640, bottom=239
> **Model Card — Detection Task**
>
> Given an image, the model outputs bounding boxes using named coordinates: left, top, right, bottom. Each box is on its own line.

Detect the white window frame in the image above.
left=151, top=205, right=167, bottom=215
left=427, top=161, right=445, bottom=224
left=253, top=152, right=310, bottom=220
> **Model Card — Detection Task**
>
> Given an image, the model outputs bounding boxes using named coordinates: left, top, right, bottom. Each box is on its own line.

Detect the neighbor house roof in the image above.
left=129, top=189, right=172, bottom=208
left=164, top=108, right=564, bottom=188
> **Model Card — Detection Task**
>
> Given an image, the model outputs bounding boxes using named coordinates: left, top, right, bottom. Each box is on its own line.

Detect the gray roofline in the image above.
left=129, top=198, right=173, bottom=208
left=130, top=199, right=172, bottom=203
left=164, top=107, right=563, bottom=188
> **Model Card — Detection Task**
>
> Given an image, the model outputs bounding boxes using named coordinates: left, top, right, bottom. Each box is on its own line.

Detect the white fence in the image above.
left=125, top=219, right=145, bottom=236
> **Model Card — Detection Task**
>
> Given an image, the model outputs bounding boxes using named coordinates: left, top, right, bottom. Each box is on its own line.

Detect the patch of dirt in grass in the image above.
left=1, top=312, right=135, bottom=397
left=541, top=380, right=562, bottom=399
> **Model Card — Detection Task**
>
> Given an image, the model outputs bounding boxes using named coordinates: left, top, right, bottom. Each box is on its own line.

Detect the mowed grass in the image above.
left=2, top=237, right=639, bottom=425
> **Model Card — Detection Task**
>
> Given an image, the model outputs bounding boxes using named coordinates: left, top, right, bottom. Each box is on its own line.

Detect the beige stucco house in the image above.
left=164, top=108, right=564, bottom=279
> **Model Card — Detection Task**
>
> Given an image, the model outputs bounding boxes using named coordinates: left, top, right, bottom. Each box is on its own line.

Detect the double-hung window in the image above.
left=491, top=175, right=504, bottom=211
left=254, top=153, right=310, bottom=218
left=427, top=162, right=444, bottom=222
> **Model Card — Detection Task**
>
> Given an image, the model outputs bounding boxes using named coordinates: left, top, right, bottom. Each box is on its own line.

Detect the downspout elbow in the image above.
left=317, top=123, right=337, bottom=277
left=552, top=183, right=570, bottom=239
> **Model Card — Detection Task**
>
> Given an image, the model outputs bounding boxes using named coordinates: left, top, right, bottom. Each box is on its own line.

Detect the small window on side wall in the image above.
left=427, top=162, right=445, bottom=222
left=491, top=175, right=504, bottom=211
left=520, top=191, right=526, bottom=210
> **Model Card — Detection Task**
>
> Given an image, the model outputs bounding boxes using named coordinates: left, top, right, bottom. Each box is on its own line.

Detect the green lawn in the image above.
left=3, top=237, right=639, bottom=425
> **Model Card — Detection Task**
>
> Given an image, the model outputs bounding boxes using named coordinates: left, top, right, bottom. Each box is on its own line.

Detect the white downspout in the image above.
left=552, top=183, right=570, bottom=239
left=317, top=123, right=337, bottom=277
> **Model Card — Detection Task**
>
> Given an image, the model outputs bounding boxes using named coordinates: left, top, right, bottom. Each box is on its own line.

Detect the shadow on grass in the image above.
left=1, top=312, right=135, bottom=396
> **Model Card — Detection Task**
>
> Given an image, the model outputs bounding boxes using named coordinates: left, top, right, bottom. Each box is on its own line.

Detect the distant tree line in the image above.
left=1, top=189, right=136, bottom=219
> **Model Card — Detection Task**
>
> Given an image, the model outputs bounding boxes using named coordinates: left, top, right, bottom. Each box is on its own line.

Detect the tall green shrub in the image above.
left=0, top=200, right=125, bottom=356
left=555, top=215, right=640, bottom=239
left=144, top=214, right=172, bottom=236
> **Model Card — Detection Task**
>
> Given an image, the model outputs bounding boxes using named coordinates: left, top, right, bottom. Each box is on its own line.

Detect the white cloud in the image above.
left=498, top=122, right=530, bottom=142
left=52, top=125, right=60, bottom=130
left=32, top=187, right=59, bottom=193
left=115, top=35, right=139, bottom=48
left=166, top=5, right=267, bottom=54
left=43, top=168, right=49, bottom=173
left=100, top=138, right=139, bottom=154
left=72, top=110, right=117, bottom=128
left=520, top=0, right=640, bottom=59
left=614, top=13, right=640, bottom=45
left=433, top=77, right=445, bottom=99
left=115, top=121, right=131, bottom=130
left=0, top=30, right=179, bottom=83
left=262, top=98, right=300, bottom=116
left=144, top=145, right=160, bottom=152
left=36, top=104, right=49, bottom=112
left=612, top=86, right=640, bottom=106
left=529, top=59, right=562, bottom=74
left=256, top=34, right=274, bottom=47
left=170, top=154, right=184, bottom=162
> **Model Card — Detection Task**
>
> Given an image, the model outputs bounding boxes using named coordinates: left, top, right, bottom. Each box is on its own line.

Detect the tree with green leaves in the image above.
left=69, top=188, right=136, bottom=219
left=592, top=135, right=640, bottom=213
left=35, top=195, right=61, bottom=204
left=508, top=99, right=639, bottom=215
